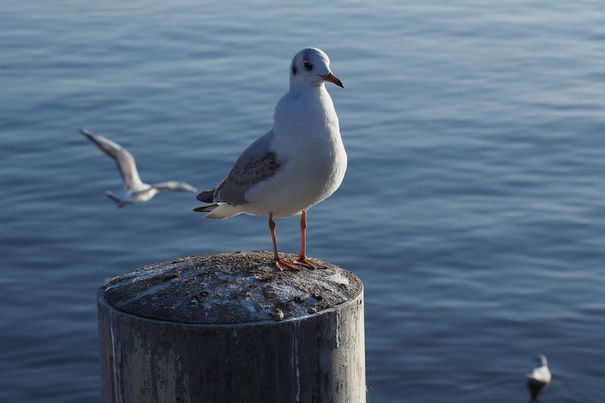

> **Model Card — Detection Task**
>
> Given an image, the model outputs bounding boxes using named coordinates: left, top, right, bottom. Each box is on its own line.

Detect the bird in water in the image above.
left=194, top=48, right=346, bottom=271
left=81, top=129, right=197, bottom=207
left=527, top=354, right=551, bottom=402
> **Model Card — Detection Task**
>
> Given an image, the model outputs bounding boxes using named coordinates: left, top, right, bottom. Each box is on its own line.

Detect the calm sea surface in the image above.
left=1, top=1, right=604, bottom=402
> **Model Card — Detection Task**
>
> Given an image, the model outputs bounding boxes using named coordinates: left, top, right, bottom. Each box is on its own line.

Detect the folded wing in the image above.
left=196, top=131, right=280, bottom=207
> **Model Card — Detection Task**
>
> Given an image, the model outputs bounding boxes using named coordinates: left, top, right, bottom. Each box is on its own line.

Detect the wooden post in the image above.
left=97, top=251, right=365, bottom=403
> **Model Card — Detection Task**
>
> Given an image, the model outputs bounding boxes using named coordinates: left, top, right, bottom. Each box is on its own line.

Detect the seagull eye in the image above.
left=303, top=61, right=313, bottom=71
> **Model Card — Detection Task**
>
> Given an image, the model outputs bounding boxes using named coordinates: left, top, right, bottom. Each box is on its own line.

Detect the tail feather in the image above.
left=196, top=189, right=214, bottom=203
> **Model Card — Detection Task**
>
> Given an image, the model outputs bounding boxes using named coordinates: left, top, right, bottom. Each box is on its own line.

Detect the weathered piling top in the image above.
left=99, top=251, right=362, bottom=324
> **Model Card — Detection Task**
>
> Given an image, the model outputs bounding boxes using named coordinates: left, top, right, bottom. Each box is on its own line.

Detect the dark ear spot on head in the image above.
left=291, top=64, right=297, bottom=75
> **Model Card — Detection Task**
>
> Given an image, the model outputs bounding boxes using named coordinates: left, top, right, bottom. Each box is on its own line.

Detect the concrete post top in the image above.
left=99, top=251, right=363, bottom=325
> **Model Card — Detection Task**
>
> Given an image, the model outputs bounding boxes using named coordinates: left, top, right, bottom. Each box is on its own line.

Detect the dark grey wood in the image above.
left=97, top=251, right=366, bottom=403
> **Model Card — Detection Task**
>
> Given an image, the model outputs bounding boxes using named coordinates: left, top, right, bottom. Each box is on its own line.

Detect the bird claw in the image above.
left=273, top=258, right=301, bottom=272
left=295, top=256, right=327, bottom=270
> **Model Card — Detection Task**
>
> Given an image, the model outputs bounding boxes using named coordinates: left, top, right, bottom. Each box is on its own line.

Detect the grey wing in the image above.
left=211, top=131, right=281, bottom=206
left=153, top=181, right=198, bottom=192
left=80, top=128, right=145, bottom=190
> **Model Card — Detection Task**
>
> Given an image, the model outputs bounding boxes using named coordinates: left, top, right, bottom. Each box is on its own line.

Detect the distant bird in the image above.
left=527, top=354, right=551, bottom=402
left=81, top=128, right=197, bottom=207
left=194, top=48, right=346, bottom=271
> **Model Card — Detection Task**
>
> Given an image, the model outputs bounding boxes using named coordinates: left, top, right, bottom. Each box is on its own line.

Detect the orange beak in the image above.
left=323, top=72, right=344, bottom=88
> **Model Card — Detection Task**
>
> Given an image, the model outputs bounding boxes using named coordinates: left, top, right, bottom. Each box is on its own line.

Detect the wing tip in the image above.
left=194, top=203, right=242, bottom=219
left=193, top=204, right=218, bottom=213
left=196, top=189, right=215, bottom=203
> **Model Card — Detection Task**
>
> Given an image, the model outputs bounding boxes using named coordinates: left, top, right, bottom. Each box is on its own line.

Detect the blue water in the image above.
left=1, top=1, right=604, bottom=401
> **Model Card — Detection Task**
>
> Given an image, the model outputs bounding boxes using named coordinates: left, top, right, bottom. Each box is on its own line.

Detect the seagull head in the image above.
left=536, top=354, right=548, bottom=367
left=290, top=48, right=343, bottom=89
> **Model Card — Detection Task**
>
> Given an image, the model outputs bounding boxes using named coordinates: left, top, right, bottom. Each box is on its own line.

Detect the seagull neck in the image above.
left=288, top=81, right=325, bottom=95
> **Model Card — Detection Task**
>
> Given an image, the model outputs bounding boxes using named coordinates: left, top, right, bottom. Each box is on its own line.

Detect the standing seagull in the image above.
left=81, top=129, right=197, bottom=207
left=527, top=354, right=551, bottom=402
left=194, top=48, right=346, bottom=271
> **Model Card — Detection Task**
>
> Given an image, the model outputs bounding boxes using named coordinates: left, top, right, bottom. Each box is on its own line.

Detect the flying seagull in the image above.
left=527, top=354, right=551, bottom=402
left=81, top=128, right=197, bottom=207
left=194, top=48, right=346, bottom=271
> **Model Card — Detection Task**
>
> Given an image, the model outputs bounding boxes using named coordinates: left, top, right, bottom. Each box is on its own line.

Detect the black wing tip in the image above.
left=196, top=190, right=215, bottom=203
left=193, top=204, right=218, bottom=213
left=80, top=128, right=97, bottom=140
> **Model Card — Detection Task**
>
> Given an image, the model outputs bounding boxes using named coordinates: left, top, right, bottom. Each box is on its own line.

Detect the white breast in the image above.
left=243, top=85, right=347, bottom=217
left=529, top=366, right=551, bottom=383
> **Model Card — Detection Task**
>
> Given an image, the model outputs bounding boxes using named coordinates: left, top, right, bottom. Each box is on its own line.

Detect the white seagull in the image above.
left=81, top=128, right=197, bottom=207
left=527, top=354, right=551, bottom=402
left=194, top=48, right=347, bottom=271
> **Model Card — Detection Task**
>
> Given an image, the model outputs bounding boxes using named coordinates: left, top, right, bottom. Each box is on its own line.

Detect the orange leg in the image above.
left=269, top=213, right=299, bottom=271
left=296, top=210, right=327, bottom=269
left=300, top=209, right=307, bottom=259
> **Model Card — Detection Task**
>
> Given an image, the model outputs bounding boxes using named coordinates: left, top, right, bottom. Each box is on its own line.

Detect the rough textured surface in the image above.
left=98, top=252, right=366, bottom=403
left=102, top=250, right=362, bottom=324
